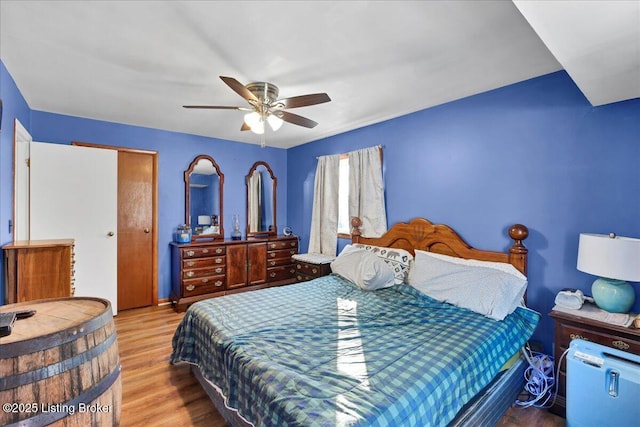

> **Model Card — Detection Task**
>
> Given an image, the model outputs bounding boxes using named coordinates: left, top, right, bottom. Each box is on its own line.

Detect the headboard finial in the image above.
left=351, top=217, right=362, bottom=242
left=508, top=224, right=528, bottom=254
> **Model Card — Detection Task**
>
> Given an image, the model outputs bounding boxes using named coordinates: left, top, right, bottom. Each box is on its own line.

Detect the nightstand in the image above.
left=549, top=309, right=640, bottom=417
left=292, top=253, right=334, bottom=282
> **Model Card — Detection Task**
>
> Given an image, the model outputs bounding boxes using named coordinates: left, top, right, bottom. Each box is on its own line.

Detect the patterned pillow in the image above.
left=352, top=243, right=413, bottom=284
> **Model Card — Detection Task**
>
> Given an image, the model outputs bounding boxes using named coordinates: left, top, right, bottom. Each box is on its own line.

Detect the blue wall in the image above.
left=0, top=61, right=32, bottom=305
left=287, top=71, right=640, bottom=352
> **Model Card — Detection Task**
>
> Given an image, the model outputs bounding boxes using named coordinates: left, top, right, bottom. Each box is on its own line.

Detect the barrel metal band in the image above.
left=0, top=330, right=117, bottom=390
left=5, top=363, right=121, bottom=427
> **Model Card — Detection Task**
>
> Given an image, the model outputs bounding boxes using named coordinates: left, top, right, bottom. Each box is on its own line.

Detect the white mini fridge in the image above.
left=567, top=339, right=640, bottom=427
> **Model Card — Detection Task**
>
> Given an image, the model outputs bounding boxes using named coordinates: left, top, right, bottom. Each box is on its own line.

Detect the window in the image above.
left=309, top=146, right=386, bottom=255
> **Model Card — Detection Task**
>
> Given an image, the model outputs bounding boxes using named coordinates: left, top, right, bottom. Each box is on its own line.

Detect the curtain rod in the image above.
left=316, top=144, right=383, bottom=160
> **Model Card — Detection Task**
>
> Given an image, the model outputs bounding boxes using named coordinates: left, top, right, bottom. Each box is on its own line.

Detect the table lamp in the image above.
left=577, top=233, right=640, bottom=313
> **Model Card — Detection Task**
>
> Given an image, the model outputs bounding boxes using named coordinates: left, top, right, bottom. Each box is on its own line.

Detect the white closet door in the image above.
left=30, top=142, right=118, bottom=313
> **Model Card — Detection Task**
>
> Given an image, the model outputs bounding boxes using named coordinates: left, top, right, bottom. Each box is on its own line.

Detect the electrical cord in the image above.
left=515, top=345, right=570, bottom=408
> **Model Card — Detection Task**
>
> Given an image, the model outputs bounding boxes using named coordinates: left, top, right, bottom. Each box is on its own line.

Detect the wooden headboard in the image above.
left=351, top=217, right=529, bottom=275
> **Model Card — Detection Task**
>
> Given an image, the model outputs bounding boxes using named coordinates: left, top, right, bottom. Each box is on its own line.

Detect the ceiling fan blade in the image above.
left=220, top=76, right=259, bottom=103
left=277, top=93, right=331, bottom=109
left=183, top=105, right=245, bottom=110
left=241, top=122, right=251, bottom=131
left=275, top=110, right=318, bottom=128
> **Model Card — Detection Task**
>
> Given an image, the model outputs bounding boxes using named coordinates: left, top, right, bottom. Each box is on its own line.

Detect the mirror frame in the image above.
left=245, top=161, right=277, bottom=238
left=185, top=154, right=224, bottom=240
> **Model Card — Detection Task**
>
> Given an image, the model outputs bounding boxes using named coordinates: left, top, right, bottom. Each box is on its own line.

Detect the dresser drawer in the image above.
left=295, top=261, right=331, bottom=278
left=183, top=266, right=225, bottom=279
left=296, top=273, right=316, bottom=283
left=557, top=322, right=640, bottom=355
left=267, top=265, right=297, bottom=282
left=183, top=256, right=225, bottom=269
left=182, top=246, right=225, bottom=258
left=267, top=257, right=293, bottom=268
left=267, top=248, right=297, bottom=260
left=182, top=275, right=225, bottom=296
left=268, top=239, right=298, bottom=250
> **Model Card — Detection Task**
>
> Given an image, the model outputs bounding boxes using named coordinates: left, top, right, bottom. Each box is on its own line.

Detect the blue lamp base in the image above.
left=591, top=277, right=635, bottom=313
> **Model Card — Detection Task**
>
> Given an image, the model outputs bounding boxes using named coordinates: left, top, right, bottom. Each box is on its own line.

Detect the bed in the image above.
left=170, top=217, right=539, bottom=426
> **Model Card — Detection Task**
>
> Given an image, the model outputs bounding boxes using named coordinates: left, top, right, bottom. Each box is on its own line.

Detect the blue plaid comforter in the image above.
left=170, top=275, right=539, bottom=426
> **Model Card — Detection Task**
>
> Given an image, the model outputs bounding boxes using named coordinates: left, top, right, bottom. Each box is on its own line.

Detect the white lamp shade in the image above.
left=244, top=112, right=264, bottom=134
left=267, top=114, right=283, bottom=131
left=577, top=233, right=640, bottom=282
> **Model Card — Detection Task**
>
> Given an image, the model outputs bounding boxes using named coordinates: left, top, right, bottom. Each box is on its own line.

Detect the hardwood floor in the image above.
left=114, top=305, right=566, bottom=427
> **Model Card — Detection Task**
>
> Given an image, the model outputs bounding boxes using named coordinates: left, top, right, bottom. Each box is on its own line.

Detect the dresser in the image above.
left=170, top=235, right=298, bottom=311
left=549, top=309, right=640, bottom=416
left=3, top=239, right=75, bottom=304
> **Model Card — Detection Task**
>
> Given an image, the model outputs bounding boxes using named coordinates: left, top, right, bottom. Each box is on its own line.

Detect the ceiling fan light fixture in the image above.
left=244, top=111, right=264, bottom=134
left=267, top=114, right=283, bottom=131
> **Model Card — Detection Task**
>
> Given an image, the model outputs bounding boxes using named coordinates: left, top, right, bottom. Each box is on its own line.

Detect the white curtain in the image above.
left=349, top=146, right=387, bottom=237
left=308, top=154, right=340, bottom=255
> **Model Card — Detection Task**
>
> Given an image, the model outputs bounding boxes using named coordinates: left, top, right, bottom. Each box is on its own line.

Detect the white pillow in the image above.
left=417, top=250, right=526, bottom=280
left=352, top=243, right=413, bottom=284
left=408, top=250, right=527, bottom=321
left=331, top=247, right=395, bottom=291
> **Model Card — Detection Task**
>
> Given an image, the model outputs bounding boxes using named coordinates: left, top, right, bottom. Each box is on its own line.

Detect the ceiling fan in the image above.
left=184, top=76, right=331, bottom=145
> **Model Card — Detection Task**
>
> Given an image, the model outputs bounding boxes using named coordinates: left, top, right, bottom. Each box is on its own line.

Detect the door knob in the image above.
left=143, top=228, right=150, bottom=233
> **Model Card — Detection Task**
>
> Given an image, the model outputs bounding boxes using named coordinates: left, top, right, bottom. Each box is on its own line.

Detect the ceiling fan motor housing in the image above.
left=246, top=82, right=279, bottom=104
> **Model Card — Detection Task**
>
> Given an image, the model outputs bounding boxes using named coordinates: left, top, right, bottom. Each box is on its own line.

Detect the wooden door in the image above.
left=30, top=142, right=118, bottom=313
left=226, top=244, right=247, bottom=289
left=117, top=151, right=155, bottom=309
left=247, top=242, right=267, bottom=286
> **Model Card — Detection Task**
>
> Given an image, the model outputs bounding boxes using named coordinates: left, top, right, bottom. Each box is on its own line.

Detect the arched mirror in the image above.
left=185, top=155, right=224, bottom=240
left=246, top=161, right=277, bottom=237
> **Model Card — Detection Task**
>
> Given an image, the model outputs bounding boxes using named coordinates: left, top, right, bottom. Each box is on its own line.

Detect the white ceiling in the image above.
left=1, top=1, right=638, bottom=149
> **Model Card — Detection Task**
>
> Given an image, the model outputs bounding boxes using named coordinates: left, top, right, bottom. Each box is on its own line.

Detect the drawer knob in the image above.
left=186, top=271, right=195, bottom=277
left=297, top=264, right=302, bottom=269
left=570, top=334, right=587, bottom=341
left=290, top=269, right=296, bottom=274
left=216, top=248, right=223, bottom=254
left=215, top=280, right=223, bottom=287
left=202, top=248, right=209, bottom=254
left=202, top=278, right=209, bottom=283
left=312, top=268, right=318, bottom=274
left=290, top=242, right=295, bottom=247
left=215, top=267, right=223, bottom=273
left=187, top=261, right=194, bottom=267
left=270, top=243, right=277, bottom=248
left=612, top=340, right=630, bottom=350
left=187, top=250, right=195, bottom=257
left=270, top=261, right=276, bottom=266
left=186, top=284, right=195, bottom=291
left=290, top=250, right=295, bottom=255
left=270, top=272, right=277, bottom=278
left=270, top=253, right=275, bottom=258
left=216, top=258, right=223, bottom=264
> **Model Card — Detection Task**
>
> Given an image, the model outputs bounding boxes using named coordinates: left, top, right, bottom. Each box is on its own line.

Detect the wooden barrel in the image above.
left=0, top=297, right=121, bottom=426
